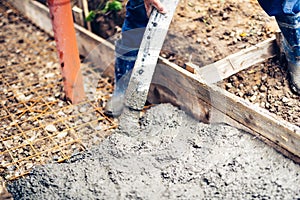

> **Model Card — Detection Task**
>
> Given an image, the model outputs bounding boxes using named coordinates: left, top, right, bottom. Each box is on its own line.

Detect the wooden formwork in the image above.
left=8, top=0, right=300, bottom=163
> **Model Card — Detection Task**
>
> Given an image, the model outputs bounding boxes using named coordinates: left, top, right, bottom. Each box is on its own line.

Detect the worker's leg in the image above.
left=258, top=0, right=300, bottom=94
left=276, top=12, right=300, bottom=93
left=105, top=0, right=148, bottom=116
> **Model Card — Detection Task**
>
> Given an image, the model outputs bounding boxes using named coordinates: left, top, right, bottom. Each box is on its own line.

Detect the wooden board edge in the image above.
left=195, top=37, right=277, bottom=83
left=8, top=0, right=53, bottom=35
left=154, top=58, right=300, bottom=161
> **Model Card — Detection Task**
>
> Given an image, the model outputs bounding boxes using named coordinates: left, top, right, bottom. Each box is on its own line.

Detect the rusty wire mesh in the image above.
left=0, top=61, right=117, bottom=180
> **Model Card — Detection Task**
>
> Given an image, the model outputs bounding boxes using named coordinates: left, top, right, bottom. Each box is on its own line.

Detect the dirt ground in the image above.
left=0, top=0, right=115, bottom=182
left=83, top=0, right=278, bottom=66
left=2, top=0, right=300, bottom=199
left=165, top=0, right=278, bottom=66
left=220, top=58, right=300, bottom=127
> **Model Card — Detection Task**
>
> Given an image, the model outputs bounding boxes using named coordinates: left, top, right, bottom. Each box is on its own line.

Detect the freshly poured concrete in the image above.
left=8, top=104, right=300, bottom=199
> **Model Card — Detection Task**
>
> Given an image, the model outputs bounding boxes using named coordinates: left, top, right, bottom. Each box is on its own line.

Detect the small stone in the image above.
left=238, top=84, right=244, bottom=90
left=47, top=97, right=56, bottom=102
left=236, top=91, right=244, bottom=97
left=161, top=53, right=167, bottom=58
left=231, top=37, right=238, bottom=44
left=222, top=12, right=229, bottom=20
left=0, top=109, right=7, bottom=116
left=58, top=111, right=65, bottom=116
left=25, top=163, right=34, bottom=170
left=45, top=124, right=57, bottom=133
left=203, top=39, right=210, bottom=46
left=259, top=85, right=267, bottom=92
left=18, top=148, right=24, bottom=154
left=3, top=140, right=12, bottom=148
left=15, top=91, right=26, bottom=102
left=281, top=97, right=289, bottom=103
left=45, top=73, right=55, bottom=79
left=225, top=83, right=232, bottom=89
left=65, top=108, right=73, bottom=114
left=55, top=93, right=61, bottom=98
left=25, top=94, right=33, bottom=101
left=56, top=131, right=68, bottom=139
left=274, top=85, right=281, bottom=90
left=6, top=9, right=13, bottom=15
left=95, top=125, right=102, bottom=131
left=261, top=74, right=268, bottom=81
left=79, top=106, right=87, bottom=113
left=82, top=116, right=91, bottom=123
left=7, top=165, right=16, bottom=171
left=52, top=155, right=59, bottom=161
left=249, top=95, right=257, bottom=102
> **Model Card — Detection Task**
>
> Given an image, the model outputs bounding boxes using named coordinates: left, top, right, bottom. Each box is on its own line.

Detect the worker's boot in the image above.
left=276, top=13, right=300, bottom=94
left=104, top=40, right=138, bottom=117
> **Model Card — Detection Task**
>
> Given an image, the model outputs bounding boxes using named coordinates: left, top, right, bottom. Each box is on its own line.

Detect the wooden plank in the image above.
left=81, top=0, right=91, bottom=31
left=8, top=0, right=54, bottom=35
left=9, top=0, right=300, bottom=162
left=153, top=57, right=300, bottom=161
left=196, top=37, right=278, bottom=83
left=72, top=5, right=84, bottom=27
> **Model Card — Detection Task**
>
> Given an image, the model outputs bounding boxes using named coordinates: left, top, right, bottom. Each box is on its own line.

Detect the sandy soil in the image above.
left=7, top=104, right=300, bottom=199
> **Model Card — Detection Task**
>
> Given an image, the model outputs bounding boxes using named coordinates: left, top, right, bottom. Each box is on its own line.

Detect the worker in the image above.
left=104, top=0, right=165, bottom=117
left=258, top=0, right=299, bottom=95
left=105, top=0, right=300, bottom=117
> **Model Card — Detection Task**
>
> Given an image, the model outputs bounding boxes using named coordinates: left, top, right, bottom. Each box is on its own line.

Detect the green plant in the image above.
left=85, top=0, right=122, bottom=22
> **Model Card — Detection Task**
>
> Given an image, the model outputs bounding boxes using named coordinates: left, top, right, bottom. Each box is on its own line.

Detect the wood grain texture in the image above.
left=196, top=37, right=277, bottom=83
left=154, top=57, right=300, bottom=160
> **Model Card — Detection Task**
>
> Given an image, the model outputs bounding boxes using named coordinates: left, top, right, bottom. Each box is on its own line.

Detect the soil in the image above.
left=74, top=0, right=278, bottom=66
left=7, top=104, right=300, bottom=199
left=164, top=0, right=277, bottom=67
left=36, top=0, right=277, bottom=66
left=219, top=57, right=300, bottom=127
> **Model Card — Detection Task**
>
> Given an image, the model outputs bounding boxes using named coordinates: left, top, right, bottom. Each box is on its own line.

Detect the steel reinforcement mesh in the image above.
left=0, top=61, right=117, bottom=180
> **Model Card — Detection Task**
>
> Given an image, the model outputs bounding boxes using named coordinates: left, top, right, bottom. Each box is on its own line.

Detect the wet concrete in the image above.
left=8, top=104, right=300, bottom=199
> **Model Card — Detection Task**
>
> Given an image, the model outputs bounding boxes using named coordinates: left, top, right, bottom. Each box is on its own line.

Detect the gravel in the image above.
left=0, top=1, right=116, bottom=181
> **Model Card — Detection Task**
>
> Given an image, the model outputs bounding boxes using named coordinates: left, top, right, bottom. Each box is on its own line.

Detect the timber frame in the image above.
left=8, top=0, right=300, bottom=163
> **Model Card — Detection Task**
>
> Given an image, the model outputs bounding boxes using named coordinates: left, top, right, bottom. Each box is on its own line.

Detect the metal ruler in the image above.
left=123, top=0, right=180, bottom=112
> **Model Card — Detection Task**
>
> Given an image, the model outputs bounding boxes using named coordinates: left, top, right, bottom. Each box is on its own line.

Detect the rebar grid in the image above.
left=0, top=62, right=117, bottom=180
